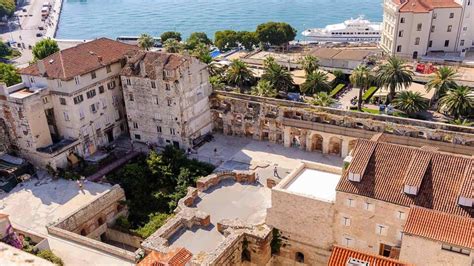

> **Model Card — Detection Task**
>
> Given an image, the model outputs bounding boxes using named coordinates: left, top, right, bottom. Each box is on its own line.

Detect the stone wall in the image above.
left=211, top=91, right=474, bottom=156
left=106, top=228, right=142, bottom=249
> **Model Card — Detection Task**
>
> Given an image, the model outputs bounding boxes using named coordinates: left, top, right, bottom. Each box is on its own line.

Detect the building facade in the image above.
left=380, top=0, right=473, bottom=58
left=0, top=38, right=136, bottom=168
left=120, top=51, right=212, bottom=150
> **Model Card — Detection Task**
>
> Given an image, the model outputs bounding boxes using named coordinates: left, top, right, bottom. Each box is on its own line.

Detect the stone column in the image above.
left=322, top=136, right=330, bottom=154
left=283, top=126, right=291, bottom=148
left=306, top=131, right=313, bottom=152
left=341, top=138, right=350, bottom=158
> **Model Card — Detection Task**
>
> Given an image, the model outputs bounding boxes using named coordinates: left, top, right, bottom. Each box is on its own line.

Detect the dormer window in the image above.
left=348, top=172, right=361, bottom=182
left=74, top=76, right=80, bottom=85
left=458, top=196, right=473, bottom=207
left=404, top=184, right=418, bottom=195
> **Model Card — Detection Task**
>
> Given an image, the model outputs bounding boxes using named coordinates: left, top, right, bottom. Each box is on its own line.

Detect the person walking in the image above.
left=273, top=165, right=279, bottom=177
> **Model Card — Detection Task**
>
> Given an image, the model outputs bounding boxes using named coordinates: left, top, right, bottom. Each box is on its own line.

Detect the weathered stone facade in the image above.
left=210, top=91, right=474, bottom=157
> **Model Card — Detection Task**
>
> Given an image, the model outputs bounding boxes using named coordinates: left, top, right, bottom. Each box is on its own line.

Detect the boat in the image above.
left=302, top=16, right=381, bottom=43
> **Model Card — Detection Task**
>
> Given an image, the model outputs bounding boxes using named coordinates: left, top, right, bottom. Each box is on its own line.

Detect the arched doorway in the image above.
left=310, top=134, right=323, bottom=152
left=329, top=137, right=342, bottom=156
left=296, top=252, right=305, bottom=263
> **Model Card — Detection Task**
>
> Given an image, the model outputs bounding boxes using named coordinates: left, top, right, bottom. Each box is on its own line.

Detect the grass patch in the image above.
left=329, top=83, right=345, bottom=97
left=362, top=86, right=378, bottom=102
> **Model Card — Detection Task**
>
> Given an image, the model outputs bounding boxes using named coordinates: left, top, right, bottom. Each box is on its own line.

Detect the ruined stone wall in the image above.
left=210, top=92, right=474, bottom=156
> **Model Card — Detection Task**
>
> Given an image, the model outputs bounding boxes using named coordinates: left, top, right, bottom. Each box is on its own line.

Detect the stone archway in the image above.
left=310, top=134, right=324, bottom=152
left=328, top=137, right=342, bottom=156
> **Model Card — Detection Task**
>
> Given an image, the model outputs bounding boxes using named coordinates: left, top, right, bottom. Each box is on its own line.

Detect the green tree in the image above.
left=375, top=56, right=413, bottom=103
left=261, top=58, right=293, bottom=93
left=32, top=39, right=59, bottom=60
left=309, top=92, right=336, bottom=107
left=214, top=30, right=238, bottom=51
left=299, top=55, right=319, bottom=76
left=138, top=33, right=154, bottom=50
left=438, top=85, right=474, bottom=118
left=0, top=0, right=15, bottom=18
left=0, top=41, right=11, bottom=58
left=300, top=70, right=330, bottom=95
left=392, top=91, right=428, bottom=116
left=237, top=31, right=259, bottom=51
left=251, top=80, right=277, bottom=97
left=425, top=66, right=458, bottom=99
left=209, top=75, right=225, bottom=90
left=186, top=32, right=212, bottom=49
left=449, top=118, right=473, bottom=127
left=0, top=63, right=20, bottom=86
left=133, top=213, right=172, bottom=238
left=160, top=31, right=182, bottom=42
left=225, top=59, right=255, bottom=93
left=36, top=250, right=64, bottom=266
left=350, top=65, right=372, bottom=111
left=256, top=22, right=297, bottom=48
left=163, top=39, right=183, bottom=53
left=332, top=69, right=347, bottom=86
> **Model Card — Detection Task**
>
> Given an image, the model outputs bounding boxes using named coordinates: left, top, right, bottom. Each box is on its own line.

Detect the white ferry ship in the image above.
left=302, top=16, right=382, bottom=43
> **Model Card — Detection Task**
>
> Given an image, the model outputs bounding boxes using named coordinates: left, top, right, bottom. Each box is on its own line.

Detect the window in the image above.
left=376, top=224, right=388, bottom=236
left=363, top=202, right=375, bottom=211
left=63, top=111, right=70, bottom=121
left=449, top=12, right=454, bottom=18
left=379, top=244, right=392, bottom=257
left=346, top=198, right=355, bottom=207
left=57, top=79, right=62, bottom=88
left=151, top=81, right=156, bottom=89
left=167, top=99, right=172, bottom=106
left=59, top=97, right=66, bottom=105
left=129, top=93, right=134, bottom=101
left=433, top=12, right=437, bottom=19
left=396, top=230, right=404, bottom=241
left=126, top=78, right=131, bottom=86
left=341, top=216, right=351, bottom=226
left=98, top=86, right=105, bottom=94
left=112, top=95, right=118, bottom=106
left=90, top=103, right=97, bottom=113
left=133, top=122, right=138, bottom=129
left=397, top=211, right=406, bottom=220
left=74, top=76, right=80, bottom=85
left=100, top=98, right=107, bottom=109
left=134, top=134, right=141, bottom=140
left=73, top=94, right=84, bottom=104
left=398, top=30, right=403, bottom=37
left=415, top=37, right=420, bottom=45
left=400, top=17, right=405, bottom=23
left=165, top=83, right=171, bottom=91
left=106, top=65, right=111, bottom=73
left=429, top=40, right=433, bottom=47
left=157, top=126, right=162, bottom=133
left=447, top=25, right=452, bottom=32
left=460, top=40, right=465, bottom=46
left=463, top=26, right=468, bottom=31
left=431, top=25, right=435, bottom=32
left=295, top=252, right=304, bottom=263
left=79, top=108, right=85, bottom=120
left=442, top=244, right=470, bottom=255
left=444, top=40, right=450, bottom=47
left=342, top=237, right=354, bottom=247
left=91, top=71, right=96, bottom=79
left=417, top=23, right=422, bottom=31
left=29, top=77, right=35, bottom=83
left=42, top=97, right=48, bottom=104
left=107, top=80, right=116, bottom=90
left=86, top=89, right=96, bottom=99
left=154, top=96, right=159, bottom=105
left=396, top=45, right=402, bottom=52
left=170, top=128, right=176, bottom=135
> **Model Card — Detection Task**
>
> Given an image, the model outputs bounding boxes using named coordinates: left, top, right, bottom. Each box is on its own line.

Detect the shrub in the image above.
left=133, top=213, right=172, bottom=238
left=329, top=83, right=345, bottom=97
left=362, top=86, right=378, bottom=102
left=270, top=228, right=282, bottom=255
left=114, top=215, right=131, bottom=231
left=37, top=250, right=64, bottom=266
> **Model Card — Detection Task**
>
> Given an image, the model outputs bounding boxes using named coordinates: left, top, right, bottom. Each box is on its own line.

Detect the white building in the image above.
left=120, top=51, right=212, bottom=151
left=0, top=38, right=137, bottom=168
left=380, top=0, right=473, bottom=59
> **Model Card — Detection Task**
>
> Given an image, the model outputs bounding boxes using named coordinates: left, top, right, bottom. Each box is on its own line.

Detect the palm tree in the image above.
left=350, top=65, right=372, bottom=111
left=251, top=80, right=277, bottom=97
left=263, top=56, right=277, bottom=68
left=438, top=85, right=474, bottom=118
left=425, top=66, right=458, bottom=99
left=449, top=118, right=473, bottom=127
left=376, top=56, right=413, bottom=103
left=225, top=59, right=255, bottom=93
left=392, top=91, right=428, bottom=116
left=209, top=75, right=225, bottom=90
left=163, top=39, right=183, bottom=53
left=138, top=33, right=154, bottom=51
left=261, top=60, right=294, bottom=93
left=309, top=92, right=335, bottom=107
left=300, top=70, right=330, bottom=95
left=299, top=55, right=319, bottom=76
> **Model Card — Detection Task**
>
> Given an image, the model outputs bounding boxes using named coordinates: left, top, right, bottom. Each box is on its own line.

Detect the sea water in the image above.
left=56, top=0, right=382, bottom=40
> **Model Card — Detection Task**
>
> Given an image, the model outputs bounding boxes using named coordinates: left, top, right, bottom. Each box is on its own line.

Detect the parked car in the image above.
left=36, top=32, right=43, bottom=37
left=38, top=26, right=44, bottom=30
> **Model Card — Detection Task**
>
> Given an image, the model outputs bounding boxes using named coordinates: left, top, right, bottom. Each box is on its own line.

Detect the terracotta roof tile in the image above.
left=403, top=149, right=433, bottom=188
left=398, top=0, right=461, bottom=13
left=404, top=206, right=474, bottom=248
left=337, top=140, right=473, bottom=217
left=138, top=248, right=192, bottom=266
left=328, top=245, right=411, bottom=266
left=346, top=139, right=377, bottom=177
left=459, top=159, right=473, bottom=200
left=19, top=38, right=137, bottom=80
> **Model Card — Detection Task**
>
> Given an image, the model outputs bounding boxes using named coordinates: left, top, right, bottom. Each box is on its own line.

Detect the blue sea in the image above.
left=56, top=0, right=382, bottom=40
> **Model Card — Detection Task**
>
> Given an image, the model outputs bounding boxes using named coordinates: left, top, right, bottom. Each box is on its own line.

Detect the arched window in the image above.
left=296, top=252, right=305, bottom=263
left=80, top=229, right=87, bottom=236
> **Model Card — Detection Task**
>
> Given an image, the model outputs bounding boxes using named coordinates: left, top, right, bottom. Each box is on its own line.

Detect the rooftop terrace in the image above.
left=284, top=168, right=341, bottom=201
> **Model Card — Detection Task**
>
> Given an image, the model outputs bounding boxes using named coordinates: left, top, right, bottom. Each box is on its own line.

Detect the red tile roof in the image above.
left=404, top=206, right=474, bottom=249
left=396, top=0, right=461, bottom=13
left=328, top=245, right=411, bottom=266
left=138, top=248, right=192, bottom=266
left=337, top=139, right=473, bottom=217
left=19, top=38, right=137, bottom=80
left=458, top=159, right=472, bottom=200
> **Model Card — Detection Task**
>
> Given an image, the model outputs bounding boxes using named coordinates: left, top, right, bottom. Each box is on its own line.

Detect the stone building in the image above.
left=0, top=38, right=136, bottom=168
left=120, top=50, right=212, bottom=150
left=328, top=245, right=410, bottom=265
left=266, top=135, right=473, bottom=265
left=400, top=206, right=473, bottom=265
left=380, top=0, right=474, bottom=59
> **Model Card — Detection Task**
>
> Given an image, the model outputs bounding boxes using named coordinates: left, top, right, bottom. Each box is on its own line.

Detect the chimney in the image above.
left=37, top=60, right=46, bottom=76
left=139, top=60, right=146, bottom=77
